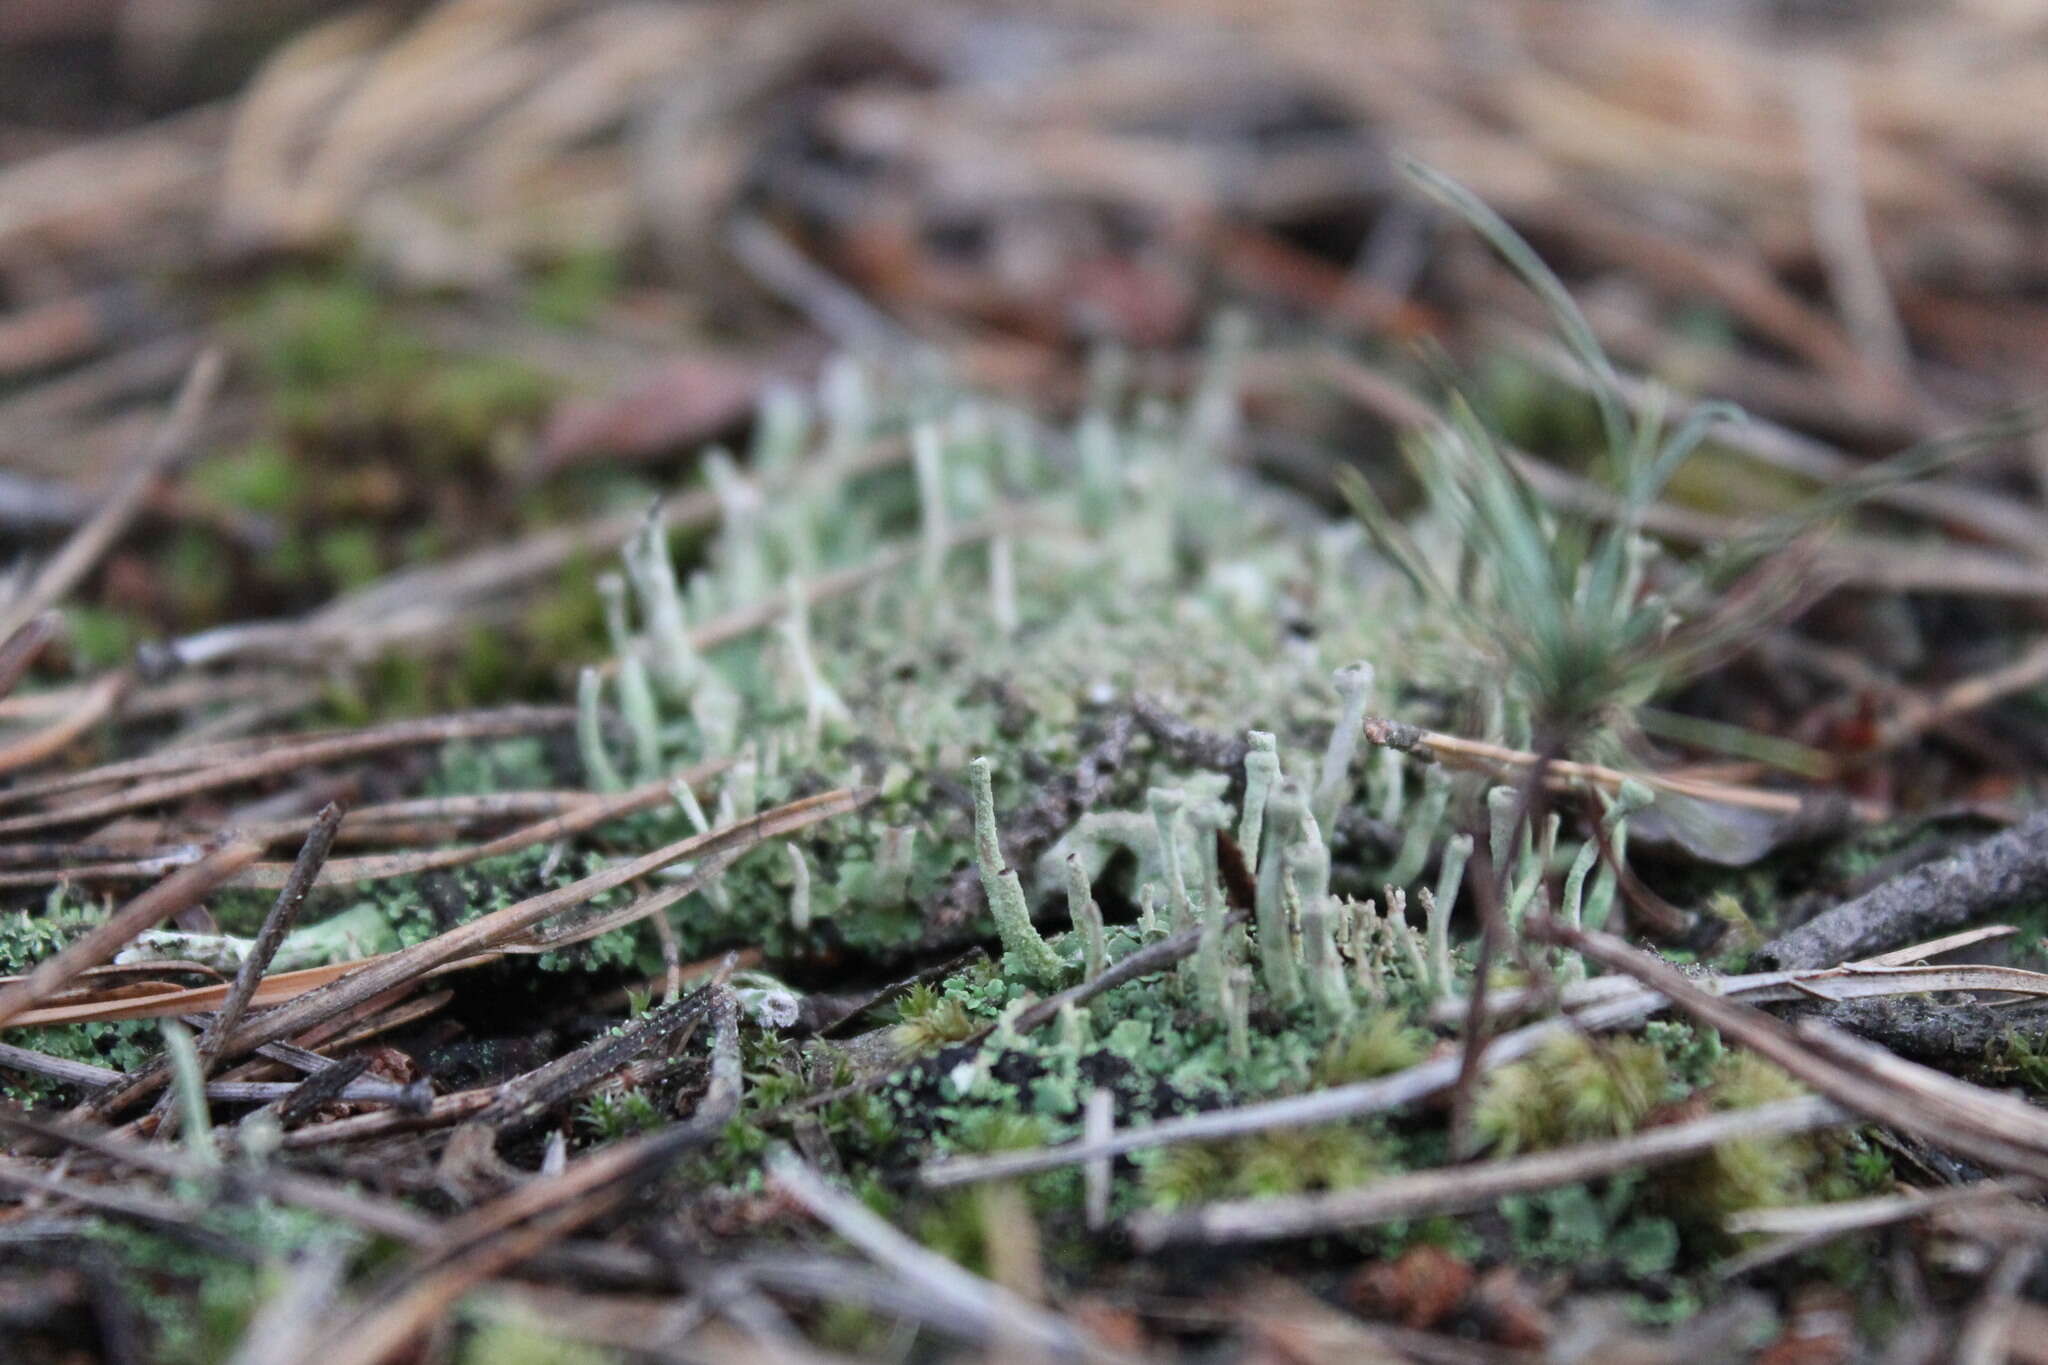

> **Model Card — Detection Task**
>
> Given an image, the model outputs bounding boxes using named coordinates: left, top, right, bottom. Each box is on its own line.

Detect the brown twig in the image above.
left=224, top=764, right=724, bottom=890
left=0, top=706, right=576, bottom=834
left=0, top=669, right=130, bottom=777
left=66, top=792, right=856, bottom=1122
left=472, top=967, right=731, bottom=1136
left=209, top=802, right=345, bottom=1066
left=0, top=612, right=60, bottom=699
left=1755, top=808, right=2048, bottom=969
left=302, top=989, right=746, bottom=1365
left=1534, top=915, right=2048, bottom=1181
left=1360, top=714, right=1886, bottom=821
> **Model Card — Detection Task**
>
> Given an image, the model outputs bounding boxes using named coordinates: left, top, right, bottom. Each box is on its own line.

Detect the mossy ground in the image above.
left=3, top=316, right=1927, bottom=1359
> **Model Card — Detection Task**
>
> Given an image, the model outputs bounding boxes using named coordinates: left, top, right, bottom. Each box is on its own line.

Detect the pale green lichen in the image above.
left=1064, top=853, right=1108, bottom=983
left=970, top=756, right=1065, bottom=985
left=1312, top=662, right=1374, bottom=834
left=1427, top=833, right=1472, bottom=998
left=1238, top=731, right=1280, bottom=871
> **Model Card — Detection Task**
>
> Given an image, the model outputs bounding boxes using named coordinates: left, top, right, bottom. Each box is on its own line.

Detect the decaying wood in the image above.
left=1756, top=809, right=2048, bottom=969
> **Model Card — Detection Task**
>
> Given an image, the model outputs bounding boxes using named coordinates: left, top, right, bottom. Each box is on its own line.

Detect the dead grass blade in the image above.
left=295, top=988, right=746, bottom=1365
left=0, top=835, right=263, bottom=1029
left=0, top=347, right=225, bottom=643
left=1534, top=915, right=2048, bottom=1182
left=58, top=791, right=854, bottom=1119
left=0, top=705, right=576, bottom=834
left=0, top=612, right=60, bottom=699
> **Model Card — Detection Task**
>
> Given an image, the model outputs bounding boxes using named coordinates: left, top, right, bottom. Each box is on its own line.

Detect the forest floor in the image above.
left=8, top=2, right=2048, bottom=1361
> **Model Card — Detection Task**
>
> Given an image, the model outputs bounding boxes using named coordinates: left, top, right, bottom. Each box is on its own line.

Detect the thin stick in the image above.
left=304, top=991, right=746, bottom=1365
left=1536, top=916, right=2048, bottom=1181
left=0, top=835, right=263, bottom=1029
left=0, top=669, right=129, bottom=776
left=0, top=347, right=225, bottom=642
left=1362, top=714, right=1886, bottom=821
left=772, top=1152, right=1119, bottom=1363
left=150, top=802, right=349, bottom=1140
left=0, top=1042, right=423, bottom=1107
left=921, top=992, right=1659, bottom=1188
left=0, top=612, right=59, bottom=699
left=201, top=802, right=345, bottom=1069
left=224, top=763, right=723, bottom=890
left=472, top=969, right=730, bottom=1135
left=1130, top=1095, right=1847, bottom=1248
left=0, top=705, right=575, bottom=834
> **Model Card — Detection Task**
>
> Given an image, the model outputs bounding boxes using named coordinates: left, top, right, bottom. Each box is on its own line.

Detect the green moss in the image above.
left=527, top=248, right=624, bottom=329
left=63, top=604, right=142, bottom=671
left=191, top=441, right=303, bottom=516
left=459, top=1317, right=618, bottom=1365
left=314, top=525, right=383, bottom=590
left=1475, top=1033, right=1671, bottom=1155
left=81, top=1200, right=345, bottom=1365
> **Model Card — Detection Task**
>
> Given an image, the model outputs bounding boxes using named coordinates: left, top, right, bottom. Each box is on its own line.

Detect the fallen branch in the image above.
left=1756, top=809, right=2048, bottom=968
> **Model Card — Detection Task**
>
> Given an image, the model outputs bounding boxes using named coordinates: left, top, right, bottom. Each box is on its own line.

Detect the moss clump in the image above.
left=892, top=983, right=978, bottom=1054
left=1314, top=1009, right=1432, bottom=1085
left=1474, top=1033, right=1671, bottom=1155
left=1136, top=1121, right=1387, bottom=1209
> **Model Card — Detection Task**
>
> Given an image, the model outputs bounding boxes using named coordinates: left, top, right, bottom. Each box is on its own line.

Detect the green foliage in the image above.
left=83, top=1200, right=343, bottom=1365
left=1136, top=1122, right=1386, bottom=1209
left=1500, top=1178, right=1679, bottom=1279
left=1475, top=1033, right=1670, bottom=1155
left=579, top=1087, right=664, bottom=1141
left=892, top=983, right=979, bottom=1054
left=315, top=525, right=384, bottom=590
left=528, top=248, right=624, bottom=328
left=1339, top=165, right=1763, bottom=743
left=460, top=1317, right=617, bottom=1365
left=1658, top=1050, right=1826, bottom=1224
left=1314, top=1009, right=1431, bottom=1085
left=63, top=604, right=142, bottom=670
left=191, top=440, right=303, bottom=516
